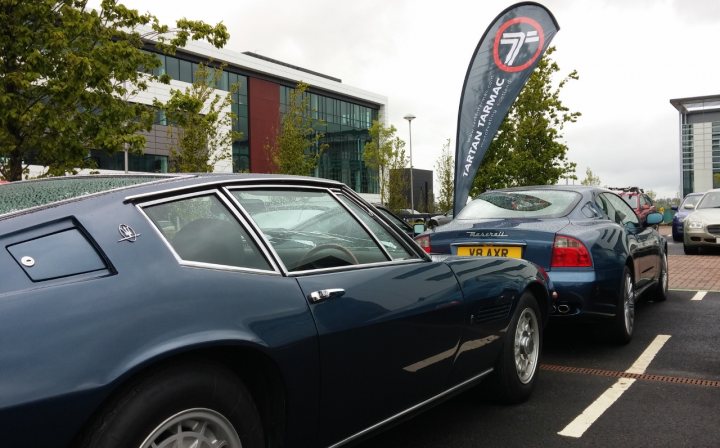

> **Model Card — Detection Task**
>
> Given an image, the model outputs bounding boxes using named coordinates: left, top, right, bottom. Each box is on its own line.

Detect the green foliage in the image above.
left=363, top=119, right=401, bottom=203
left=155, top=63, right=238, bottom=172
left=387, top=143, right=409, bottom=211
left=471, top=47, right=580, bottom=195
left=580, top=167, right=602, bottom=186
left=267, top=81, right=327, bottom=175
left=0, top=0, right=229, bottom=181
left=434, top=138, right=454, bottom=213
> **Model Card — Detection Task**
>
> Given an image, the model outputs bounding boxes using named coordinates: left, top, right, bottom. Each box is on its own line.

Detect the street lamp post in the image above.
left=404, top=114, right=416, bottom=214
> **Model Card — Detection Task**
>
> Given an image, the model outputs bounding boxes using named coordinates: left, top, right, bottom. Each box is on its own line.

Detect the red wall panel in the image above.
left=248, top=78, right=280, bottom=173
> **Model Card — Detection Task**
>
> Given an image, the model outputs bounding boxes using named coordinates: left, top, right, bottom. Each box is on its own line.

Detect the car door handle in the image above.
left=308, top=288, right=345, bottom=303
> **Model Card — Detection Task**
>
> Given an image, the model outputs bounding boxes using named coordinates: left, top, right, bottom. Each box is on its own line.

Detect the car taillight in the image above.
left=415, top=235, right=431, bottom=253
left=551, top=235, right=592, bottom=268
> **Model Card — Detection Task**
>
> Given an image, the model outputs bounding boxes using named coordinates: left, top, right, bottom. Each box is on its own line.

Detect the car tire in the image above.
left=611, top=266, right=635, bottom=344
left=683, top=244, right=699, bottom=255
left=651, top=252, right=669, bottom=302
left=486, top=291, right=542, bottom=404
left=79, top=361, right=264, bottom=448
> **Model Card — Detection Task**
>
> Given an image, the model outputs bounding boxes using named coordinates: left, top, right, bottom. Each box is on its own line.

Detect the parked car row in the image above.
left=672, top=192, right=704, bottom=242
left=0, top=174, right=550, bottom=448
left=5, top=174, right=711, bottom=448
left=680, top=188, right=720, bottom=254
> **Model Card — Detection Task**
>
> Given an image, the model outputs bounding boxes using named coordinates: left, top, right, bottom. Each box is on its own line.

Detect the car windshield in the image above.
left=682, top=194, right=703, bottom=209
left=621, top=194, right=639, bottom=208
left=458, top=190, right=580, bottom=219
left=696, top=191, right=720, bottom=209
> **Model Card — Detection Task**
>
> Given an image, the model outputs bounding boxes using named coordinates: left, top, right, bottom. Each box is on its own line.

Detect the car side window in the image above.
left=231, top=189, right=390, bottom=271
left=602, top=193, right=640, bottom=226
left=338, top=194, right=417, bottom=261
left=143, top=194, right=273, bottom=271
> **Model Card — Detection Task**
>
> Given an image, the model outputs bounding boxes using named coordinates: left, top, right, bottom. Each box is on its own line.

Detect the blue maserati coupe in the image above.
left=416, top=186, right=668, bottom=344
left=0, top=174, right=550, bottom=448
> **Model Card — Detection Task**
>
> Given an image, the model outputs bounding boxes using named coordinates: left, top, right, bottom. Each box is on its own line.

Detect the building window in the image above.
left=90, top=150, right=168, bottom=174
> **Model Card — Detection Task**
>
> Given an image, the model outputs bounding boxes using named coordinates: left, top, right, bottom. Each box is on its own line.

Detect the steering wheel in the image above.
left=296, top=244, right=358, bottom=270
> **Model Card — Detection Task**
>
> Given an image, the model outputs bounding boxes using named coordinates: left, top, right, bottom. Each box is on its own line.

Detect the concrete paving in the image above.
left=657, top=223, right=720, bottom=291
left=669, top=254, right=720, bottom=291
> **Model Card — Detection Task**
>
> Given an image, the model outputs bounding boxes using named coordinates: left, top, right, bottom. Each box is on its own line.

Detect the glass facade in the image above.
left=280, top=86, right=379, bottom=194
left=94, top=50, right=381, bottom=193
left=90, top=150, right=168, bottom=173
left=681, top=123, right=694, bottom=197
left=681, top=121, right=720, bottom=196
left=144, top=51, right=250, bottom=173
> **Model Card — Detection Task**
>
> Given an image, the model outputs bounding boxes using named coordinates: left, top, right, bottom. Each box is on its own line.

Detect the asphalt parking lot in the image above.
left=355, top=228, right=720, bottom=448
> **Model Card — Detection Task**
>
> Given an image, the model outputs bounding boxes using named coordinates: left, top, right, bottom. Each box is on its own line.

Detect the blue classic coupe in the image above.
left=0, top=174, right=551, bottom=448
left=416, top=186, right=668, bottom=344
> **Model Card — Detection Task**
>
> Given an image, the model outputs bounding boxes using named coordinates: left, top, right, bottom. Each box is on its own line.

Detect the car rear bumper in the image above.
left=548, top=269, right=621, bottom=320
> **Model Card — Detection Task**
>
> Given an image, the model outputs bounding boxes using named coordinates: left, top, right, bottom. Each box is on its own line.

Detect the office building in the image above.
left=670, top=95, right=720, bottom=197
left=87, top=37, right=387, bottom=198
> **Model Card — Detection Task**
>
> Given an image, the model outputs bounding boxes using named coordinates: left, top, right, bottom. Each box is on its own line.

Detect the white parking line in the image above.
left=691, top=291, right=707, bottom=301
left=557, top=335, right=671, bottom=438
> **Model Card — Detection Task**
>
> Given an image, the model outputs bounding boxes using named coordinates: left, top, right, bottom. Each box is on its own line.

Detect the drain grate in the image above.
left=540, top=363, right=720, bottom=388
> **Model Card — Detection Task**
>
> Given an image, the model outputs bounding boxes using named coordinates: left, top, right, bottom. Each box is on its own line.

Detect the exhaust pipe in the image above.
left=557, top=304, right=570, bottom=314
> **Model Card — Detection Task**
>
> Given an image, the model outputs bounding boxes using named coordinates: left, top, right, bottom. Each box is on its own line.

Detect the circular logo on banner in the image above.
left=493, top=17, right=545, bottom=72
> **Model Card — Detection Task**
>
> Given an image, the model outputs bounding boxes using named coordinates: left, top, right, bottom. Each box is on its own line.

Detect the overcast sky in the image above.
left=111, top=0, right=720, bottom=198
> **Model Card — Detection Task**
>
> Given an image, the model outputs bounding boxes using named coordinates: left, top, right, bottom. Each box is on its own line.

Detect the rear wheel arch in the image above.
left=526, top=281, right=550, bottom=325
left=79, top=346, right=287, bottom=448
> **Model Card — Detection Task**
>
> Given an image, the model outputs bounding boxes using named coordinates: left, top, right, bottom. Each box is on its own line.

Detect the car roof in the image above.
left=0, top=173, right=346, bottom=218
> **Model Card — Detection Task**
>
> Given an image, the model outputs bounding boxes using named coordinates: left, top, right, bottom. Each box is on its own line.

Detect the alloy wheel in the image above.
left=514, top=307, right=540, bottom=384
left=139, top=408, right=242, bottom=448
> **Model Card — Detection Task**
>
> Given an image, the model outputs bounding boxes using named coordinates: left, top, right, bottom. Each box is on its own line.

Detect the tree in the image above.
left=580, top=167, right=601, bottom=186
left=155, top=63, right=239, bottom=172
left=386, top=142, right=409, bottom=211
left=434, top=138, right=454, bottom=213
left=266, top=81, right=327, bottom=175
left=363, top=119, right=400, bottom=203
left=471, top=47, right=580, bottom=195
left=0, top=0, right=229, bottom=181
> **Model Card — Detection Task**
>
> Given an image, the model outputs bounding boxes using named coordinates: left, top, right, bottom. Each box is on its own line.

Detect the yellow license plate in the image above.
left=456, top=246, right=522, bottom=258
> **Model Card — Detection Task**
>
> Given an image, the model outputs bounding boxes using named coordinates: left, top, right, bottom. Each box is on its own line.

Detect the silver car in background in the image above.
left=683, top=188, right=720, bottom=254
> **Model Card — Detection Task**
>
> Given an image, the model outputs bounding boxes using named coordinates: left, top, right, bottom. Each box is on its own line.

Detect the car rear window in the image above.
left=458, top=190, right=580, bottom=219
left=0, top=176, right=173, bottom=216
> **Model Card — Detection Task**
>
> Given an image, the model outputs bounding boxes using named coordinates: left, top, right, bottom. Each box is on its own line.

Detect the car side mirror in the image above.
left=645, top=212, right=663, bottom=226
left=413, top=223, right=426, bottom=234
left=684, top=204, right=695, bottom=210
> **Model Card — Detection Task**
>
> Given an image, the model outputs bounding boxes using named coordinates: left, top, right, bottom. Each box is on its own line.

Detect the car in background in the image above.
left=415, top=186, right=668, bottom=344
left=429, top=210, right=454, bottom=228
left=671, top=192, right=704, bottom=242
left=610, top=186, right=657, bottom=223
left=372, top=203, right=423, bottom=237
left=683, top=188, right=720, bottom=254
left=395, top=208, right=433, bottom=226
left=0, top=174, right=551, bottom=448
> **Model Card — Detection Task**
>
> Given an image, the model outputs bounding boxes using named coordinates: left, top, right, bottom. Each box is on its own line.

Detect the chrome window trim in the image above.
left=335, top=190, right=425, bottom=260
left=124, top=177, right=343, bottom=203
left=223, top=185, right=361, bottom=274
left=328, top=368, right=494, bottom=448
left=224, top=185, right=428, bottom=275
left=328, top=189, right=394, bottom=261
left=286, top=258, right=426, bottom=277
left=136, top=189, right=281, bottom=274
